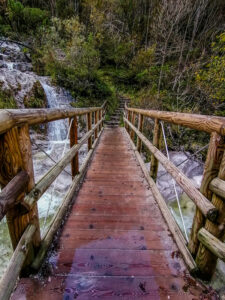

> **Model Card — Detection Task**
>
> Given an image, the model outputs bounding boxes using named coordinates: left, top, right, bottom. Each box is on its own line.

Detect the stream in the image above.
left=0, top=41, right=224, bottom=295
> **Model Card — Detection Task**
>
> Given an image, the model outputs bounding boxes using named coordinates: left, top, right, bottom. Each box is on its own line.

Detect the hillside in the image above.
left=1, top=0, right=225, bottom=115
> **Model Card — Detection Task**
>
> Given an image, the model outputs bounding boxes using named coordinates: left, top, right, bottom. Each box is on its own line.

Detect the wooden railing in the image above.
left=124, top=105, right=225, bottom=280
left=0, top=102, right=106, bottom=300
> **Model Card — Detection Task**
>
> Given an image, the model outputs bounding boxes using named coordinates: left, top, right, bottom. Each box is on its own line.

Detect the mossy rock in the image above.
left=24, top=80, right=47, bottom=108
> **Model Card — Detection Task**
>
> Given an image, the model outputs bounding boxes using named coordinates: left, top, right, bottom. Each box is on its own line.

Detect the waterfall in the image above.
left=40, top=79, right=73, bottom=141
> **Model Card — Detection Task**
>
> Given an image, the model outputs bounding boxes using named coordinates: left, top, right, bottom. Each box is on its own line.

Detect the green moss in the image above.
left=24, top=81, right=47, bottom=108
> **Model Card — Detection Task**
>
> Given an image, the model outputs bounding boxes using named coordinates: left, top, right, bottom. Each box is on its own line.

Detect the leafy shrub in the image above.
left=6, top=0, right=49, bottom=33
left=196, top=32, right=225, bottom=115
left=36, top=17, right=112, bottom=103
left=0, top=85, right=17, bottom=109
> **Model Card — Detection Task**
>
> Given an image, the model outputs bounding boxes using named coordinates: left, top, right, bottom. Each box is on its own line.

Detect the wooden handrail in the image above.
left=125, top=130, right=197, bottom=272
left=0, top=101, right=106, bottom=135
left=23, top=118, right=103, bottom=209
left=0, top=102, right=107, bottom=300
left=124, top=117, right=218, bottom=221
left=32, top=129, right=104, bottom=270
left=124, top=104, right=225, bottom=280
left=125, top=105, right=225, bottom=135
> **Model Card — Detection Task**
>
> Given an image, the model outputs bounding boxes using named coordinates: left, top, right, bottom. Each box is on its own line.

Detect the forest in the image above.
left=0, top=0, right=225, bottom=115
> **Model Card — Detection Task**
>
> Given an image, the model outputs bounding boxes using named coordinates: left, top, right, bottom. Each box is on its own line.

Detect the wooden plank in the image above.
left=59, top=229, right=175, bottom=250
left=11, top=275, right=207, bottom=300
left=124, top=117, right=218, bottom=222
left=88, top=167, right=142, bottom=173
left=71, top=203, right=161, bottom=217
left=75, top=194, right=154, bottom=205
left=64, top=215, right=168, bottom=231
left=55, top=248, right=186, bottom=276
left=77, top=186, right=151, bottom=197
left=82, top=180, right=147, bottom=187
left=85, top=174, right=143, bottom=181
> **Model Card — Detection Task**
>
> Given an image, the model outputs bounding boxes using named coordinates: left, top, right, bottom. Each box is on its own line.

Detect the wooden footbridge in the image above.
left=0, top=101, right=225, bottom=299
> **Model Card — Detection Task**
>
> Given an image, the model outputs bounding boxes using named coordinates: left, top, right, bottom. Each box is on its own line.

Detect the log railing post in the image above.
left=94, top=111, right=98, bottom=140
left=87, top=112, right=92, bottom=151
left=99, top=109, right=104, bottom=130
left=195, top=149, right=225, bottom=279
left=130, top=112, right=136, bottom=141
left=99, top=110, right=102, bottom=131
left=0, top=125, right=41, bottom=260
left=69, top=116, right=79, bottom=178
left=127, top=111, right=131, bottom=134
left=189, top=132, right=225, bottom=257
left=124, top=109, right=128, bottom=130
left=137, top=113, right=144, bottom=152
left=150, top=118, right=161, bottom=181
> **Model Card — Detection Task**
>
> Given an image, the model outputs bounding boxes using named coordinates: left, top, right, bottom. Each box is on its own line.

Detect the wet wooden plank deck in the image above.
left=12, top=128, right=210, bottom=299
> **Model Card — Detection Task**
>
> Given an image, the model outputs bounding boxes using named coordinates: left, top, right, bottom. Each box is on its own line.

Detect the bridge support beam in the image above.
left=87, top=112, right=92, bottom=150
left=130, top=112, right=136, bottom=141
left=99, top=110, right=103, bottom=131
left=70, top=116, right=79, bottom=178
left=127, top=111, right=132, bottom=135
left=150, top=118, right=162, bottom=181
left=94, top=111, right=98, bottom=139
left=137, top=114, right=143, bottom=152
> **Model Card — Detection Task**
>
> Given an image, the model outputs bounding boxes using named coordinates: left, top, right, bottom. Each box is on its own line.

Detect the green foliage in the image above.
left=196, top=33, right=225, bottom=113
left=131, top=46, right=155, bottom=73
left=0, top=15, right=11, bottom=36
left=23, top=7, right=48, bottom=29
left=1, top=0, right=224, bottom=124
left=24, top=81, right=47, bottom=108
left=33, top=17, right=112, bottom=105
left=0, top=86, right=17, bottom=109
left=3, top=0, right=48, bottom=33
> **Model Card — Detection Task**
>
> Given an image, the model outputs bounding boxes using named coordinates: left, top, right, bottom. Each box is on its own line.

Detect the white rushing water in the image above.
left=40, top=79, right=73, bottom=141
